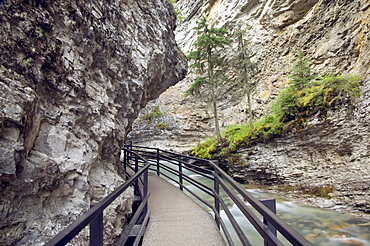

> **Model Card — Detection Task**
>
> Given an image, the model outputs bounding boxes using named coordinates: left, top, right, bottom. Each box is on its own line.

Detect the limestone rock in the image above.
left=131, top=0, right=370, bottom=150
left=231, top=78, right=370, bottom=212
left=0, top=0, right=187, bottom=245
left=130, top=0, right=370, bottom=211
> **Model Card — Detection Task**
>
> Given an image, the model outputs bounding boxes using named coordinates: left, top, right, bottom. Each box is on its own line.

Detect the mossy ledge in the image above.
left=191, top=74, right=362, bottom=159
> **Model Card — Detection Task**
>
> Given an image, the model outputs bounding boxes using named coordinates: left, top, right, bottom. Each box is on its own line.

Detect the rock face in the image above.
left=129, top=0, right=370, bottom=211
left=130, top=0, right=370, bottom=150
left=229, top=78, right=370, bottom=213
left=0, top=0, right=187, bottom=245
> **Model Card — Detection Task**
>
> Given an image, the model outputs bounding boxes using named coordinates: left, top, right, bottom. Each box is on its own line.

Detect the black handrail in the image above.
left=125, top=144, right=312, bottom=246
left=46, top=150, right=151, bottom=246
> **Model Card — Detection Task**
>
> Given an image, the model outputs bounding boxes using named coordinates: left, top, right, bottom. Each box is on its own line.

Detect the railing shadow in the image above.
left=45, top=150, right=150, bottom=246
left=125, top=144, right=312, bottom=246
left=46, top=144, right=312, bottom=246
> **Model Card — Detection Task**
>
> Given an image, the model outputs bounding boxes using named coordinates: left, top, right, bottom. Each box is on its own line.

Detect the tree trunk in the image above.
left=207, top=45, right=222, bottom=142
left=246, top=90, right=253, bottom=130
left=212, top=92, right=222, bottom=142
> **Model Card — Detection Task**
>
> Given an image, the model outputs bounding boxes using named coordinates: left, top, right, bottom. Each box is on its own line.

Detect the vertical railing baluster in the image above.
left=90, top=204, right=103, bottom=246
left=178, top=156, right=183, bottom=191
left=134, top=155, right=140, bottom=196
left=123, top=148, right=127, bottom=177
left=144, top=167, right=149, bottom=215
left=126, top=141, right=132, bottom=166
left=260, top=199, right=277, bottom=246
left=213, top=160, right=220, bottom=229
left=156, top=148, right=160, bottom=176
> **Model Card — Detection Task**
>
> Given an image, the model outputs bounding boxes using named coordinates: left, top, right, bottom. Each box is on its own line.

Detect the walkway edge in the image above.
left=142, top=174, right=226, bottom=246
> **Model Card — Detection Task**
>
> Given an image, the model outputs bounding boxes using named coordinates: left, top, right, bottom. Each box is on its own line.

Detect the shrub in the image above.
left=289, top=50, right=317, bottom=90
left=191, top=137, right=218, bottom=159
left=190, top=74, right=361, bottom=159
left=139, top=106, right=165, bottom=122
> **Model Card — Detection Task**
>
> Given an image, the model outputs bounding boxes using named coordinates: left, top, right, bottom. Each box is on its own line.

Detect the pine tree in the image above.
left=289, top=50, right=316, bottom=90
left=233, top=30, right=258, bottom=129
left=186, top=16, right=230, bottom=142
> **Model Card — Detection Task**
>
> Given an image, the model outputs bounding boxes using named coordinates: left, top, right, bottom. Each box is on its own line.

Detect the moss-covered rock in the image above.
left=191, top=74, right=361, bottom=159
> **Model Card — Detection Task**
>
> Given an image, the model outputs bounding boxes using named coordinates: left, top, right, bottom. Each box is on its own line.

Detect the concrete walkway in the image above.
left=142, top=173, right=226, bottom=246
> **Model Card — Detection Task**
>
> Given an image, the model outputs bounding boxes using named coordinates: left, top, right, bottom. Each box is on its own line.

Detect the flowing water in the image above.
left=154, top=162, right=370, bottom=245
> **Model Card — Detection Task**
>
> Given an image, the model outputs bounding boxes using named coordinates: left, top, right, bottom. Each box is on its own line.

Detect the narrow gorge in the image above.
left=1, top=0, right=370, bottom=245
left=129, top=0, right=370, bottom=214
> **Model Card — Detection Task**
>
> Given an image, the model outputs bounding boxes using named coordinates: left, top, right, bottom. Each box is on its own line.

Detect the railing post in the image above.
left=260, top=199, right=277, bottom=246
left=178, top=156, right=183, bottom=191
left=144, top=167, right=149, bottom=215
left=134, top=154, right=140, bottom=196
left=129, top=141, right=133, bottom=163
left=212, top=160, right=220, bottom=229
left=156, top=148, right=160, bottom=176
left=123, top=149, right=127, bottom=175
left=90, top=204, right=103, bottom=246
left=127, top=140, right=133, bottom=149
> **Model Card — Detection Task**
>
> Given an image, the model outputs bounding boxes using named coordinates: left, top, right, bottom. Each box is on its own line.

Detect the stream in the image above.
left=156, top=162, right=370, bottom=245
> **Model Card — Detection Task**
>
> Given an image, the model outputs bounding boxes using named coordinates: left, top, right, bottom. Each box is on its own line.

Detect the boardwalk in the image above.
left=142, top=173, right=226, bottom=246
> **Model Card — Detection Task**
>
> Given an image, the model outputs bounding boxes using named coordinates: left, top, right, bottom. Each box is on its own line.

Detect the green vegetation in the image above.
left=232, top=30, right=258, bottom=129
left=154, top=123, right=169, bottom=130
left=22, top=58, right=32, bottom=66
left=289, top=50, right=317, bottom=90
left=190, top=51, right=361, bottom=159
left=186, top=16, right=231, bottom=142
left=168, top=0, right=184, bottom=22
left=275, top=184, right=333, bottom=199
left=139, top=106, right=165, bottom=123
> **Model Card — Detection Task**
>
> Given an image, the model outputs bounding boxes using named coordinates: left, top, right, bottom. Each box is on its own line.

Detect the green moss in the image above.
left=154, top=123, right=169, bottom=130
left=308, top=186, right=333, bottom=199
left=276, top=184, right=333, bottom=199
left=223, top=124, right=253, bottom=145
left=191, top=137, right=218, bottom=159
left=22, top=58, right=33, bottom=66
left=296, top=88, right=319, bottom=108
left=139, top=106, right=165, bottom=123
left=190, top=74, right=361, bottom=159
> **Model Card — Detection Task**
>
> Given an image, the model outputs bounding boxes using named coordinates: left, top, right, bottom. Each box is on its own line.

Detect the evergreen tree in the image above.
left=289, top=50, right=316, bottom=90
left=233, top=30, right=258, bottom=129
left=186, top=16, right=230, bottom=142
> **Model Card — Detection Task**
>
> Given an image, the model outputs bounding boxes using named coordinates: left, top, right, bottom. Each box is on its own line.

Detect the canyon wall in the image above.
left=129, top=0, right=370, bottom=211
left=229, top=78, right=370, bottom=213
left=130, top=0, right=370, bottom=150
left=0, top=0, right=187, bottom=244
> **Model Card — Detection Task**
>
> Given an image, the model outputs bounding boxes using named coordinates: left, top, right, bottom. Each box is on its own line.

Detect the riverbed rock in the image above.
left=0, top=0, right=187, bottom=245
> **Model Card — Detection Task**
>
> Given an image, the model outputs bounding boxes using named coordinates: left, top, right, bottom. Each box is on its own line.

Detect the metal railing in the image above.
left=124, top=144, right=312, bottom=246
left=46, top=149, right=150, bottom=246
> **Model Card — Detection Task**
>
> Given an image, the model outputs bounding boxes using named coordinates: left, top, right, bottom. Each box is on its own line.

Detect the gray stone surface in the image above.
left=230, top=78, right=370, bottom=213
left=131, top=0, right=370, bottom=151
left=129, top=0, right=370, bottom=213
left=143, top=174, right=226, bottom=246
left=0, top=0, right=187, bottom=245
